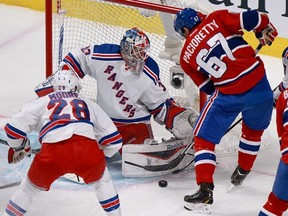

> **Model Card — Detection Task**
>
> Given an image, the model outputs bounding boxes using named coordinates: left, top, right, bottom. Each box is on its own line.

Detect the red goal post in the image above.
left=45, top=0, right=207, bottom=110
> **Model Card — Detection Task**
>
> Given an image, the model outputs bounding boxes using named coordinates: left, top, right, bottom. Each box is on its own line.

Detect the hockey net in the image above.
left=45, top=0, right=271, bottom=153
left=47, top=0, right=185, bottom=99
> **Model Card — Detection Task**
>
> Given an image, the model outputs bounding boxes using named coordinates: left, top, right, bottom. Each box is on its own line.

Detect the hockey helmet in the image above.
left=120, top=27, right=150, bottom=74
left=174, top=8, right=202, bottom=39
left=52, top=69, right=81, bottom=92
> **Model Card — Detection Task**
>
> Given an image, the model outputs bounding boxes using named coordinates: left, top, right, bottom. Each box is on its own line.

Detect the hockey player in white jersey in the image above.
left=35, top=27, right=197, bottom=153
left=3, top=70, right=122, bottom=216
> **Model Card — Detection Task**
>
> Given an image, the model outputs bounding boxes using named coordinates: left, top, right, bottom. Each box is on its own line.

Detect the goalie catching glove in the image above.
left=156, top=99, right=198, bottom=139
left=8, top=138, right=31, bottom=164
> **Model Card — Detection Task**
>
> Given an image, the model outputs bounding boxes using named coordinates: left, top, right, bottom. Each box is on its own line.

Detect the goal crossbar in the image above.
left=106, top=0, right=182, bottom=14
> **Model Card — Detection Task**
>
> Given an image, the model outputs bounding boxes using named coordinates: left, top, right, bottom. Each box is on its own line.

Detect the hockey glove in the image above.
left=157, top=99, right=198, bottom=139
left=8, top=138, right=31, bottom=164
left=255, top=22, right=278, bottom=46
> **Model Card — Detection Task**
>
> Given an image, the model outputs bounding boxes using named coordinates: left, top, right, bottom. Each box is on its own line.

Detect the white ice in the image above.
left=0, top=4, right=287, bottom=216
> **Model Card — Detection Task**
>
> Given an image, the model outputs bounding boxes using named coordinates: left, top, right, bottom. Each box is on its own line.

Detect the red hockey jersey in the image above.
left=180, top=9, right=269, bottom=95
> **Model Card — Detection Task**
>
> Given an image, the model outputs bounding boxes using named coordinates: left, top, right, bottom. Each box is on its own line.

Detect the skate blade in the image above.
left=184, top=202, right=212, bottom=215
left=228, top=184, right=235, bottom=193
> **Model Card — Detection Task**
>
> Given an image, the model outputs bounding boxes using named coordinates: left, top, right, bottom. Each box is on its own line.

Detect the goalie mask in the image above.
left=120, top=27, right=150, bottom=74
left=174, top=8, right=202, bottom=39
left=52, top=69, right=81, bottom=92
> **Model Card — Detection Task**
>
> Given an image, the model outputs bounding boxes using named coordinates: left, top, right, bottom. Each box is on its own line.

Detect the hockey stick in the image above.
left=0, top=138, right=41, bottom=154
left=57, top=1, right=66, bottom=67
left=255, top=44, right=263, bottom=55
left=0, top=181, right=21, bottom=190
left=172, top=115, right=246, bottom=174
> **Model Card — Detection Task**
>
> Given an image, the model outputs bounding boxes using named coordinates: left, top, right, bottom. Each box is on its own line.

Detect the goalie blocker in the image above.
left=122, top=137, right=195, bottom=177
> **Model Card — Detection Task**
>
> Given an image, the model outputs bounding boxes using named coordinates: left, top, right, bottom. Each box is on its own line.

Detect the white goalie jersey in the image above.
left=60, top=43, right=172, bottom=125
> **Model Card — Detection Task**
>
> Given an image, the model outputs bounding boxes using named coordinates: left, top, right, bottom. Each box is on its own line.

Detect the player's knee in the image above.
left=20, top=176, right=42, bottom=198
left=194, top=136, right=215, bottom=152
left=242, top=123, right=264, bottom=141
left=94, top=167, right=112, bottom=188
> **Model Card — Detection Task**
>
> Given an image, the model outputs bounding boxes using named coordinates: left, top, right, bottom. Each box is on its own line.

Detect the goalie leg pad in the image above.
left=122, top=137, right=195, bottom=177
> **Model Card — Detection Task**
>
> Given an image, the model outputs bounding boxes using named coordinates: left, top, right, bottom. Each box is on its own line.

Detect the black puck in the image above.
left=158, top=180, right=168, bottom=187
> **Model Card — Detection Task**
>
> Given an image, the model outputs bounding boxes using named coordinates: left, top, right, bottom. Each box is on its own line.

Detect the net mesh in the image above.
left=52, top=0, right=186, bottom=101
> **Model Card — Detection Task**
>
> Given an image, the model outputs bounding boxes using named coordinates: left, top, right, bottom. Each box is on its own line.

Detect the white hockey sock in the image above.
left=94, top=167, right=122, bottom=216
left=3, top=176, right=41, bottom=216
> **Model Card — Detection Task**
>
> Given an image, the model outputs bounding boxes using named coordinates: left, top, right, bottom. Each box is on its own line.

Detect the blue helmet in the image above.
left=174, top=8, right=201, bottom=38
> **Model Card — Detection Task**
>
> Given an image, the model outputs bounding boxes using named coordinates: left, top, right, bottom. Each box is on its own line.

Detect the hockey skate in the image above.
left=231, top=165, right=250, bottom=186
left=184, top=183, right=214, bottom=215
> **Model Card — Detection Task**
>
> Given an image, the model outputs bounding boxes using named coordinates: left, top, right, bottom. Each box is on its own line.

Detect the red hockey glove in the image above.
left=255, top=22, right=278, bottom=46
left=8, top=138, right=31, bottom=164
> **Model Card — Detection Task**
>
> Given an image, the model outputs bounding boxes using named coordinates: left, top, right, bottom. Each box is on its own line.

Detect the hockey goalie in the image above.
left=35, top=27, right=198, bottom=177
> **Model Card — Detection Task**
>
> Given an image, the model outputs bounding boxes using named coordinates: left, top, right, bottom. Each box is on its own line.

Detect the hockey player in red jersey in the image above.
left=259, top=47, right=288, bottom=216
left=3, top=70, right=122, bottom=216
left=173, top=8, right=278, bottom=213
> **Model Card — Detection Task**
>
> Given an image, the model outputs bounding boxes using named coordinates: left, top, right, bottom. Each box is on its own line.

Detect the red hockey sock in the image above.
left=194, top=137, right=216, bottom=184
left=262, top=192, right=288, bottom=215
left=238, top=123, right=264, bottom=171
